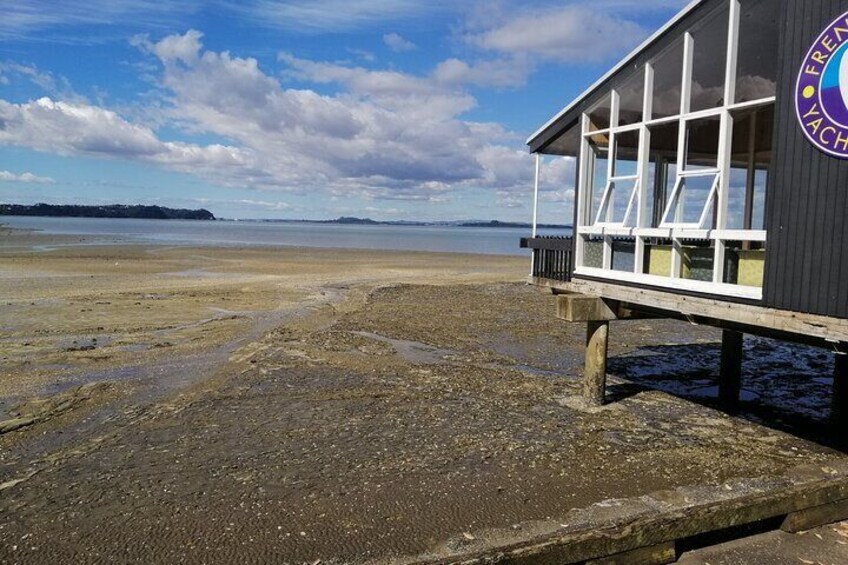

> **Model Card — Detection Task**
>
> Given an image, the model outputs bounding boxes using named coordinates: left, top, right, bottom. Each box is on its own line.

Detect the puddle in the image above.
left=352, top=331, right=457, bottom=365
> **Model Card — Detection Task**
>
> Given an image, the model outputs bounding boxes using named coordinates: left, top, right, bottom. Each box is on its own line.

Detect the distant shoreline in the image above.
left=1, top=207, right=571, bottom=230
left=0, top=203, right=215, bottom=221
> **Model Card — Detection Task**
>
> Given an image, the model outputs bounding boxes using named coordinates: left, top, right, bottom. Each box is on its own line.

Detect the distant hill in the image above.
left=304, top=217, right=570, bottom=229
left=0, top=203, right=215, bottom=221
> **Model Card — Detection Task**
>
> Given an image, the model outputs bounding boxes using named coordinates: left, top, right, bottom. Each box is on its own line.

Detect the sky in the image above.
left=0, top=0, right=689, bottom=222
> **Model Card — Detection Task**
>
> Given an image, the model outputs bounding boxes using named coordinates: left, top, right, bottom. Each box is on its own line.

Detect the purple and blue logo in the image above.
left=796, top=11, right=848, bottom=159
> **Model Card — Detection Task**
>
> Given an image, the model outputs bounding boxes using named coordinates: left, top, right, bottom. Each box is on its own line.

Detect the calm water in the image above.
left=0, top=216, right=570, bottom=256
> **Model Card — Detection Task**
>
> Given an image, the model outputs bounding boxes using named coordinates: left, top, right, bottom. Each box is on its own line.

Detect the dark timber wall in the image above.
left=764, top=0, right=848, bottom=318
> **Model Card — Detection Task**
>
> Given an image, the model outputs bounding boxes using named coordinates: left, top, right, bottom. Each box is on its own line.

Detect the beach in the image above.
left=2, top=226, right=848, bottom=563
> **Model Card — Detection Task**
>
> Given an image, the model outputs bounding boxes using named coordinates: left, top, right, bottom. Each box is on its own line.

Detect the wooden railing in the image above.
left=520, top=236, right=574, bottom=282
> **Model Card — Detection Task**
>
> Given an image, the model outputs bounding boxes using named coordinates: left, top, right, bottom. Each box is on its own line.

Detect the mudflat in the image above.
left=1, top=227, right=847, bottom=564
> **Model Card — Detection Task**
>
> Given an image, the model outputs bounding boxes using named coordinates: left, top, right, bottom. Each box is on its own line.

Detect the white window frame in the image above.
left=572, top=0, right=775, bottom=300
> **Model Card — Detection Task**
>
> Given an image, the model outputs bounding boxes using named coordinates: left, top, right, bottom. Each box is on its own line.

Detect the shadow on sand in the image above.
left=605, top=337, right=846, bottom=451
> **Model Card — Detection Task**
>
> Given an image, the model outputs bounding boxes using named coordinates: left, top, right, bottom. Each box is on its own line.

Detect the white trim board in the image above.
left=574, top=266, right=763, bottom=300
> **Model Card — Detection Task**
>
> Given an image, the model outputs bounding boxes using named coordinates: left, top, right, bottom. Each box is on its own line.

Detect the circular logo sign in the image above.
left=796, top=11, right=848, bottom=159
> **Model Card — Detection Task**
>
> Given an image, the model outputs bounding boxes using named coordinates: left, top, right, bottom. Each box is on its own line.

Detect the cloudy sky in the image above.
left=0, top=0, right=687, bottom=221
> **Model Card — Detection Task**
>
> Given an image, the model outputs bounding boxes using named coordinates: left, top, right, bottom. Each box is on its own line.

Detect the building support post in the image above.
left=831, top=352, right=848, bottom=425
left=530, top=153, right=541, bottom=276
left=719, top=330, right=743, bottom=411
left=585, top=321, right=610, bottom=406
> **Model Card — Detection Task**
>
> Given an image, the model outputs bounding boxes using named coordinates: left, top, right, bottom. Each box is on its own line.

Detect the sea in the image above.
left=0, top=216, right=571, bottom=257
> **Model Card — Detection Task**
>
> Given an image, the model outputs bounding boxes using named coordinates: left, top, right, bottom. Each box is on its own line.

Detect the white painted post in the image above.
left=532, top=152, right=541, bottom=238
left=530, top=152, right=541, bottom=275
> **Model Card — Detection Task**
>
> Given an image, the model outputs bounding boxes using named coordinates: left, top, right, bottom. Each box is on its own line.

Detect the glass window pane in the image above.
left=601, top=178, right=638, bottom=224
left=613, top=130, right=640, bottom=177
left=588, top=135, right=610, bottom=223
left=648, top=122, right=679, bottom=227
left=735, top=0, right=779, bottom=103
left=728, top=105, right=773, bottom=229
left=646, top=240, right=673, bottom=277
left=583, top=238, right=604, bottom=268
left=668, top=175, right=717, bottom=225
left=685, top=116, right=721, bottom=170
left=651, top=38, right=684, bottom=119
left=587, top=94, right=612, bottom=131
left=681, top=245, right=715, bottom=281
left=690, top=5, right=729, bottom=112
left=612, top=239, right=636, bottom=272
left=618, top=70, right=645, bottom=127
left=724, top=241, right=765, bottom=287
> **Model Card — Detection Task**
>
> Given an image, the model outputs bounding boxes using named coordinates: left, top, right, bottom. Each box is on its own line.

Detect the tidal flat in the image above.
left=1, top=228, right=847, bottom=563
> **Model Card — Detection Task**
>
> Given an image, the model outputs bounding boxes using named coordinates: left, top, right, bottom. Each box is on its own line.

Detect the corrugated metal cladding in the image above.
left=763, top=0, right=848, bottom=319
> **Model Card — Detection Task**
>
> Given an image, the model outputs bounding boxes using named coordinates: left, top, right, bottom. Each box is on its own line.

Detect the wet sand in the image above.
left=1, top=227, right=847, bottom=563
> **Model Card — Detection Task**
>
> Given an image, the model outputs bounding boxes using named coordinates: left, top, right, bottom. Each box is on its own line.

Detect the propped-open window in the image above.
left=661, top=116, right=721, bottom=228
left=594, top=129, right=640, bottom=226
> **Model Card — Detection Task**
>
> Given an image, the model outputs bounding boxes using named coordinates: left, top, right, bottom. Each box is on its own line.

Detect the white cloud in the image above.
left=0, top=97, right=258, bottom=185
left=0, top=30, right=550, bottom=206
left=0, top=1, right=200, bottom=41
left=383, top=33, right=416, bottom=53
left=0, top=170, right=55, bottom=184
left=465, top=5, right=648, bottom=63
left=0, top=62, right=86, bottom=103
left=238, top=0, right=452, bottom=32
left=432, top=57, right=531, bottom=88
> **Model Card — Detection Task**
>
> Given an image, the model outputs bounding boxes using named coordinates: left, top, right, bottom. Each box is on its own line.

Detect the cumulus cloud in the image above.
left=0, top=29, right=582, bottom=206
left=383, top=33, right=416, bottom=52
left=0, top=170, right=55, bottom=184
left=0, top=97, right=258, bottom=185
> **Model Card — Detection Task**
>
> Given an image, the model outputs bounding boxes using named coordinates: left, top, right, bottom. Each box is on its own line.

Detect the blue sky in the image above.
left=0, top=0, right=687, bottom=222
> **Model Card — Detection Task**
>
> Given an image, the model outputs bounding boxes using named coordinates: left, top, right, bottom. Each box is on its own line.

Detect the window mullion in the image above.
left=603, top=91, right=620, bottom=270
left=670, top=33, right=694, bottom=278
left=712, top=0, right=741, bottom=284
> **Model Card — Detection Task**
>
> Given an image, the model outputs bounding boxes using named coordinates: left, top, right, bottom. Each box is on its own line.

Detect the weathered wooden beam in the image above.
left=535, top=278, right=848, bottom=344
left=586, top=542, right=676, bottom=565
left=557, top=294, right=618, bottom=322
left=585, top=321, right=609, bottom=407
left=719, top=330, right=744, bottom=412
left=832, top=352, right=848, bottom=425
left=781, top=497, right=848, bottom=533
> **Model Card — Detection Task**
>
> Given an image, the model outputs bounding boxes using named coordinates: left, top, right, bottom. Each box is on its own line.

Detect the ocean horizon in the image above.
left=0, top=215, right=571, bottom=257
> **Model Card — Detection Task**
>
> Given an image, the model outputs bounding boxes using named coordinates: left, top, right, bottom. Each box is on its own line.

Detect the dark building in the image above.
left=523, top=0, right=848, bottom=411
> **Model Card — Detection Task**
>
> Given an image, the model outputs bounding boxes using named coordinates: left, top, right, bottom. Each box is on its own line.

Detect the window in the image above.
left=567, top=0, right=775, bottom=298
left=595, top=130, right=640, bottom=226
left=648, top=122, right=680, bottom=227
left=651, top=38, right=684, bottom=119
left=661, top=116, right=721, bottom=228
left=587, top=135, right=610, bottom=222
left=587, top=94, right=612, bottom=131
left=735, top=0, right=779, bottom=103
left=618, top=70, right=645, bottom=127
left=689, top=5, right=729, bottom=112
left=728, top=105, right=773, bottom=230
